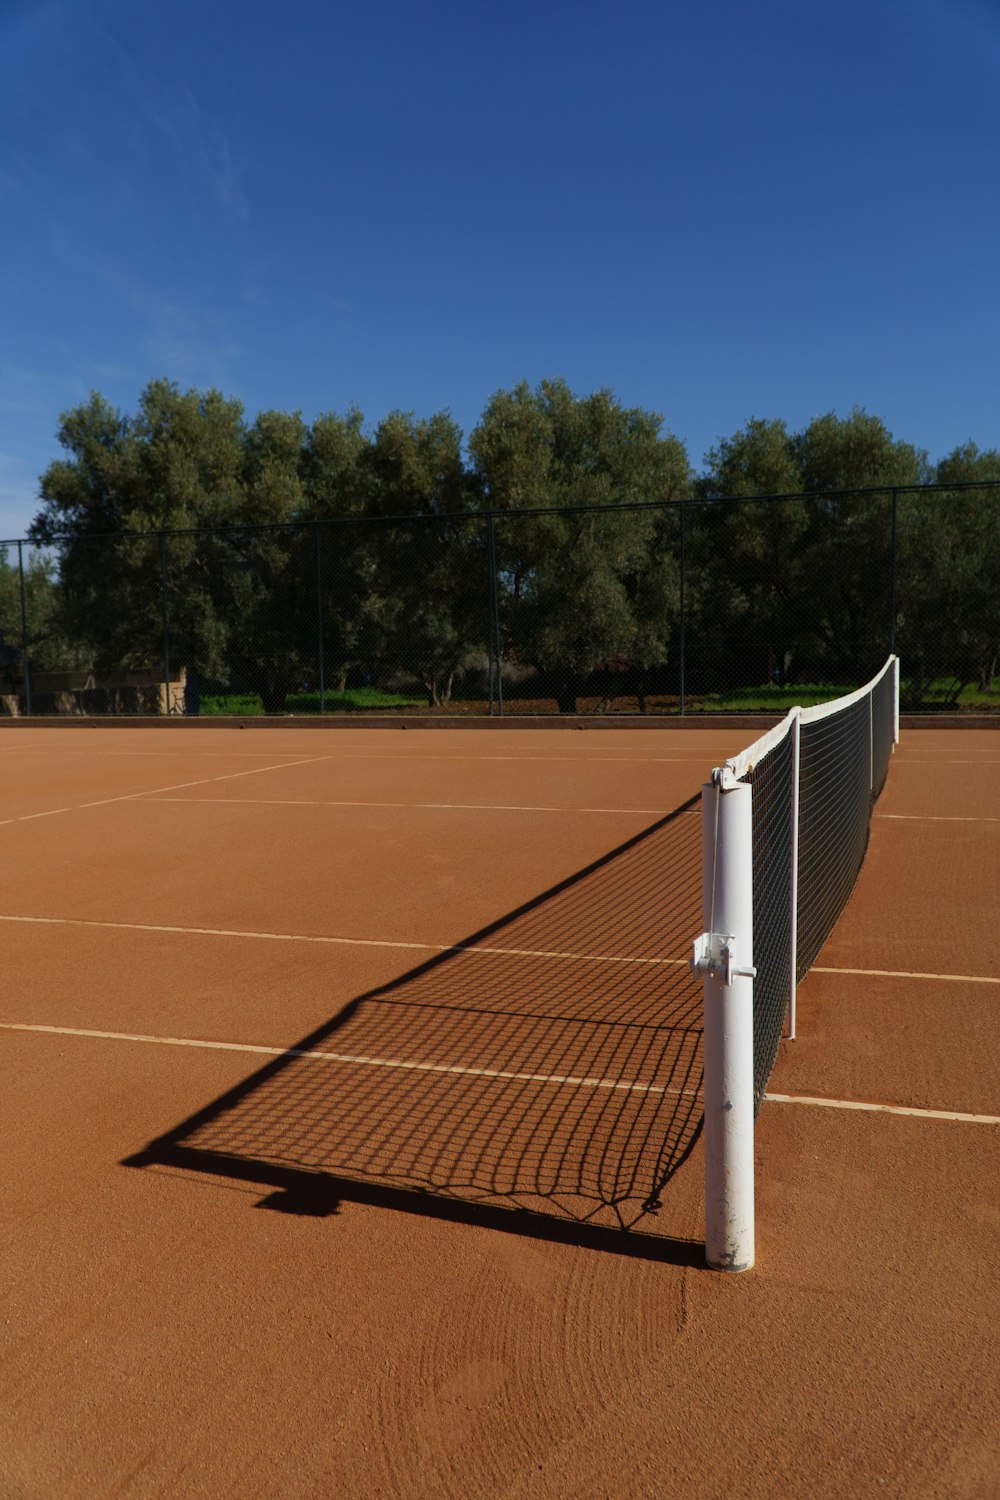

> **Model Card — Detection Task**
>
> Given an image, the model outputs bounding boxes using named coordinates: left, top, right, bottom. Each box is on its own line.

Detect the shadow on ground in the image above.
left=125, top=795, right=706, bottom=1265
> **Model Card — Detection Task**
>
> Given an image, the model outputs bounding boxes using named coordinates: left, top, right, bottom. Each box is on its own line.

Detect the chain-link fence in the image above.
left=2, top=483, right=998, bottom=716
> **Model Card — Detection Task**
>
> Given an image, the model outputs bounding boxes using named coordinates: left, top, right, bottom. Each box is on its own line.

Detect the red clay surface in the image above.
left=1, top=725, right=997, bottom=1498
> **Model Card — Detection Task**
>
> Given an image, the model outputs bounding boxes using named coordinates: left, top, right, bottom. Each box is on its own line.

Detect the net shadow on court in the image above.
left=124, top=795, right=706, bottom=1264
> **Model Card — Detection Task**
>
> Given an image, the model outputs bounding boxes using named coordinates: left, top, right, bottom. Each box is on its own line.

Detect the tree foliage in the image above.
left=469, top=379, right=689, bottom=709
left=17, top=379, right=1000, bottom=714
left=896, top=443, right=1000, bottom=697
left=690, top=410, right=935, bottom=685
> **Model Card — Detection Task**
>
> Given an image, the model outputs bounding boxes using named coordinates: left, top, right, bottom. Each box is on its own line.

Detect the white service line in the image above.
left=878, top=813, right=1000, bottom=824
left=0, top=1022, right=698, bottom=1098
left=3, top=1022, right=994, bottom=1125
left=764, top=1092, right=1000, bottom=1125
left=0, top=747, right=335, bottom=760
left=0, top=912, right=690, bottom=969
left=0, top=744, right=709, bottom=764
left=77, top=756, right=331, bottom=808
left=2, top=806, right=76, bottom=822
left=3, top=912, right=994, bottom=986
left=137, top=795, right=672, bottom=816
left=813, top=963, right=1000, bottom=986
left=333, top=751, right=717, bottom=764
left=0, top=756, right=331, bottom=828
left=893, top=759, right=1000, bottom=766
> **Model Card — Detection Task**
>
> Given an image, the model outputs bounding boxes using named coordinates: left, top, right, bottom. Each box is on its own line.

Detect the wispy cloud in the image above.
left=40, top=216, right=246, bottom=398
left=129, top=289, right=245, bottom=392
left=107, top=29, right=250, bottom=223
left=204, top=131, right=246, bottom=220
left=142, top=87, right=249, bottom=222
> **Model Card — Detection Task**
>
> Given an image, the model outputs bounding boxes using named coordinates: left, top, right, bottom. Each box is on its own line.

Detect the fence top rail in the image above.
left=3, top=478, right=1000, bottom=549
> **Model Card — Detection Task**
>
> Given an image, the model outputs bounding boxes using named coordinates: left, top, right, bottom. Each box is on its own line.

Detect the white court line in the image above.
left=77, top=756, right=331, bottom=808
left=3, top=807, right=76, bottom=822
left=2, top=1022, right=994, bottom=1124
left=0, top=913, right=689, bottom=969
left=894, top=759, right=1000, bottom=766
left=137, top=795, right=672, bottom=816
left=813, top=963, right=1000, bottom=986
left=2, top=912, right=995, bottom=985
left=1, top=913, right=995, bottom=986
left=0, top=747, right=328, bottom=760
left=0, top=1023, right=697, bottom=1099
left=878, top=813, right=1000, bottom=824
left=351, top=753, right=717, bottom=764
left=764, top=1092, right=999, bottom=1125
left=0, top=756, right=331, bottom=828
left=0, top=743, right=714, bottom=766
left=329, top=752, right=718, bottom=766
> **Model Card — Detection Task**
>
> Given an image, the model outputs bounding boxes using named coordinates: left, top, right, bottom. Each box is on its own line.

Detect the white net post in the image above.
left=787, top=709, right=801, bottom=1041
left=699, top=776, right=755, bottom=1272
left=893, top=656, right=900, bottom=743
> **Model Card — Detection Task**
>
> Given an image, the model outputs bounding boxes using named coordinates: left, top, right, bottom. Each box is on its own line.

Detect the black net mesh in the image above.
left=795, top=694, right=874, bottom=978
left=741, top=727, right=795, bottom=1111
left=871, top=664, right=897, bottom=798
left=718, top=659, right=897, bottom=1112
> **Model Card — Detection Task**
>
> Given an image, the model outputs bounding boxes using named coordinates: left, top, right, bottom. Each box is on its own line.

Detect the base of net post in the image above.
left=706, top=1252, right=755, bottom=1273
left=703, top=969, right=756, bottom=1274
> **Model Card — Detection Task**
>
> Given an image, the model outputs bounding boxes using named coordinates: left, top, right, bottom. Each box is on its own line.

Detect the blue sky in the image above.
left=1, top=0, right=998, bottom=538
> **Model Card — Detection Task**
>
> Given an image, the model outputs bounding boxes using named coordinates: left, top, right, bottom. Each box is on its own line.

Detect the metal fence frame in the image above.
left=3, top=478, right=999, bottom=717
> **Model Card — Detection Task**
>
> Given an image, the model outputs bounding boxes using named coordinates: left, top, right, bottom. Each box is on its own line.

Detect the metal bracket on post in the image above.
left=692, top=932, right=757, bottom=988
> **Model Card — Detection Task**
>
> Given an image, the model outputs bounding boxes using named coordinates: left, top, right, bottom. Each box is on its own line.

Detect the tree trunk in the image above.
left=261, top=678, right=289, bottom=714
left=555, top=672, right=577, bottom=715
left=426, top=673, right=455, bottom=709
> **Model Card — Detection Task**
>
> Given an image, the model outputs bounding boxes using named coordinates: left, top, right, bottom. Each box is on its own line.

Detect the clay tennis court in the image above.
left=1, top=723, right=997, bottom=1498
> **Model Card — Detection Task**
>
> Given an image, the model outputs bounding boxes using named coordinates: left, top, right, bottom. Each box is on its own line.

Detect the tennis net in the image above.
left=696, top=656, right=899, bottom=1269
left=721, top=655, right=898, bottom=1107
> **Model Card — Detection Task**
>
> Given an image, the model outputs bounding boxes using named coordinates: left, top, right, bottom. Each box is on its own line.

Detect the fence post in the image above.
left=159, top=533, right=171, bottom=715
left=679, top=501, right=686, bottom=716
left=487, top=512, right=503, bottom=716
left=315, top=523, right=326, bottom=713
left=17, top=540, right=32, bottom=716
